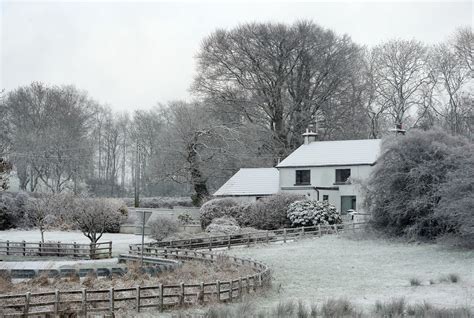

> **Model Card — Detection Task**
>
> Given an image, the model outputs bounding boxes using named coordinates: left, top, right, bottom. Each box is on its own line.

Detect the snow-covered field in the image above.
left=1, top=230, right=472, bottom=316
left=0, top=230, right=151, bottom=255
left=225, top=234, right=474, bottom=311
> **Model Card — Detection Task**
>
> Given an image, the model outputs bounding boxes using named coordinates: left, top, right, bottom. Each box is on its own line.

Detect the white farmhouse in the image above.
left=214, top=129, right=381, bottom=214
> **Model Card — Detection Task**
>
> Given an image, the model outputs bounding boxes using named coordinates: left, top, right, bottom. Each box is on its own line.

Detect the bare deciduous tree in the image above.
left=72, top=198, right=123, bottom=244
left=372, top=39, right=430, bottom=128
left=193, top=21, right=361, bottom=158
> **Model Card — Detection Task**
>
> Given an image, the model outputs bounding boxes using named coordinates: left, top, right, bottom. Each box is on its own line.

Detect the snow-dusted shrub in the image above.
left=287, top=200, right=342, bottom=227
left=245, top=193, right=303, bottom=230
left=149, top=217, right=180, bottom=241
left=365, top=129, right=473, bottom=244
left=199, top=198, right=238, bottom=229
left=205, top=216, right=241, bottom=235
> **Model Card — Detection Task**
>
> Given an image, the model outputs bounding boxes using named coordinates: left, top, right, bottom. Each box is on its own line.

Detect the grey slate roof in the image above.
left=277, top=139, right=381, bottom=168
left=214, top=168, right=279, bottom=196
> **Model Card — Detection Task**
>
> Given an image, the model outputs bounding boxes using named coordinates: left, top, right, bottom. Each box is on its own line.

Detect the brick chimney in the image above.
left=302, top=124, right=319, bottom=144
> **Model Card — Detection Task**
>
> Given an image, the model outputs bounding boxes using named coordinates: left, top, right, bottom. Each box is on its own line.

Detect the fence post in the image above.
left=238, top=277, right=243, bottom=299
left=216, top=280, right=221, bottom=302
left=38, top=241, right=41, bottom=256
left=108, top=242, right=112, bottom=258
left=109, top=287, right=115, bottom=314
left=135, top=286, right=141, bottom=312
left=22, top=240, right=26, bottom=256
left=283, top=229, right=287, bottom=243
left=180, top=282, right=185, bottom=305
left=57, top=241, right=61, bottom=257
left=229, top=281, right=233, bottom=301
left=208, top=238, right=212, bottom=251
left=158, top=284, right=163, bottom=312
left=318, top=225, right=322, bottom=237
left=54, top=289, right=60, bottom=315
left=72, top=242, right=77, bottom=258
left=82, top=288, right=87, bottom=316
left=6, top=240, right=9, bottom=255
left=247, top=233, right=251, bottom=247
left=266, top=231, right=269, bottom=244
left=228, top=235, right=231, bottom=249
left=301, top=226, right=305, bottom=238
left=24, top=292, right=30, bottom=316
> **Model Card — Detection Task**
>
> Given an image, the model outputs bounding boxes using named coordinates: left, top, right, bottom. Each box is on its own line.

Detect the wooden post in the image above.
left=73, top=242, right=77, bottom=258
left=109, top=287, right=115, bottom=313
left=266, top=231, right=269, bottom=244
left=38, top=241, right=42, bottom=256
left=283, top=229, right=287, bottom=243
left=24, top=292, right=30, bottom=316
left=209, top=238, right=212, bottom=251
left=199, top=282, right=204, bottom=304
left=57, top=241, right=61, bottom=257
left=318, top=224, right=322, bottom=237
left=158, top=284, right=163, bottom=312
left=180, top=282, right=185, bottom=305
left=228, top=281, right=233, bottom=301
left=301, top=226, right=305, bottom=238
left=247, top=233, right=251, bottom=247
left=54, top=289, right=60, bottom=315
left=136, top=286, right=141, bottom=312
left=6, top=240, right=9, bottom=255
left=82, top=288, right=87, bottom=316
left=238, top=277, right=243, bottom=299
left=216, top=280, right=221, bottom=302
left=109, top=242, right=112, bottom=258
left=228, top=235, right=231, bottom=249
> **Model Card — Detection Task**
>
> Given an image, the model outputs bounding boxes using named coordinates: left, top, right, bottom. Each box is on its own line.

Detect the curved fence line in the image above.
left=0, top=248, right=271, bottom=317
left=130, top=222, right=368, bottom=252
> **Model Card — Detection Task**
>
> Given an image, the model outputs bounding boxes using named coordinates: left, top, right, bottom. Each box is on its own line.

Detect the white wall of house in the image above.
left=278, top=165, right=374, bottom=213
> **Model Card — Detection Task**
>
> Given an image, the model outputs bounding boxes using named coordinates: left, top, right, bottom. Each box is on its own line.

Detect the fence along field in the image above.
left=0, top=241, right=112, bottom=259
left=0, top=249, right=271, bottom=317
left=130, top=222, right=367, bottom=252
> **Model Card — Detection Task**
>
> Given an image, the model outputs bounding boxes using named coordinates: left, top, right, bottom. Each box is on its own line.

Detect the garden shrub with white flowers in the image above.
left=287, top=200, right=342, bottom=227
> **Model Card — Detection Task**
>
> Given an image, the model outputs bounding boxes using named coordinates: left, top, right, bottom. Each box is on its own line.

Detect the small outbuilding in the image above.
left=213, top=168, right=279, bottom=202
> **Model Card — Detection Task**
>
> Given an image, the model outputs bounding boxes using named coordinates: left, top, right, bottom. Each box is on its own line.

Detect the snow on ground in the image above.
left=225, top=234, right=474, bottom=311
left=0, top=230, right=152, bottom=256
left=0, top=258, right=120, bottom=270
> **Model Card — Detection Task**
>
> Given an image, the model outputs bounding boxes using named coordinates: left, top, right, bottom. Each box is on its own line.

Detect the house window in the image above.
left=322, top=195, right=329, bottom=201
left=295, top=170, right=311, bottom=185
left=335, top=169, right=351, bottom=183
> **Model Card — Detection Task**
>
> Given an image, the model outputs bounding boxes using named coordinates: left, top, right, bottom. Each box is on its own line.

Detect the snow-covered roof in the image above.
left=214, top=168, right=279, bottom=197
left=277, top=139, right=381, bottom=168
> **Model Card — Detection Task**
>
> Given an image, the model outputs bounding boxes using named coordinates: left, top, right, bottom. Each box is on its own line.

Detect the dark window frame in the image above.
left=335, top=169, right=351, bottom=184
left=295, top=169, right=311, bottom=185
left=322, top=195, right=329, bottom=201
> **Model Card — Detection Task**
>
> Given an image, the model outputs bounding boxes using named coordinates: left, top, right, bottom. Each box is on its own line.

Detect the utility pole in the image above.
left=134, top=142, right=140, bottom=208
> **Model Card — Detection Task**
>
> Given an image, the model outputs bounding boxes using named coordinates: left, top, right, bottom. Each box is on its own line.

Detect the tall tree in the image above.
left=3, top=83, right=96, bottom=193
left=371, top=40, right=430, bottom=129
left=193, top=21, right=361, bottom=158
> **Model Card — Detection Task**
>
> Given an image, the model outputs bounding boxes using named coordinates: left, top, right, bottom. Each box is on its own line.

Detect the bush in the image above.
left=149, top=217, right=180, bottom=241
left=199, top=198, right=238, bottom=229
left=364, top=129, right=473, bottom=244
left=205, top=216, right=241, bottom=235
left=244, top=193, right=303, bottom=230
left=287, top=200, right=342, bottom=227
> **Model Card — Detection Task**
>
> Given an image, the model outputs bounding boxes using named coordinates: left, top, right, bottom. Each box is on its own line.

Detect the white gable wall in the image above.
left=278, top=164, right=374, bottom=213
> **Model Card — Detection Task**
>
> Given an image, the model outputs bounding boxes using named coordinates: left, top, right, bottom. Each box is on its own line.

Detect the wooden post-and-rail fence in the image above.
left=0, top=249, right=271, bottom=317
left=130, top=222, right=367, bottom=253
left=0, top=241, right=112, bottom=259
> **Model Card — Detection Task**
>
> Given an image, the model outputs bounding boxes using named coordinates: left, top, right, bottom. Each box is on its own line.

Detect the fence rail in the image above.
left=0, top=249, right=270, bottom=317
left=130, top=222, right=367, bottom=252
left=0, top=241, right=112, bottom=259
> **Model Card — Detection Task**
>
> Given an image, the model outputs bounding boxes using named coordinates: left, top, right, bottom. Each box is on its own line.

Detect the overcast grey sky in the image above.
left=1, top=1, right=472, bottom=111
